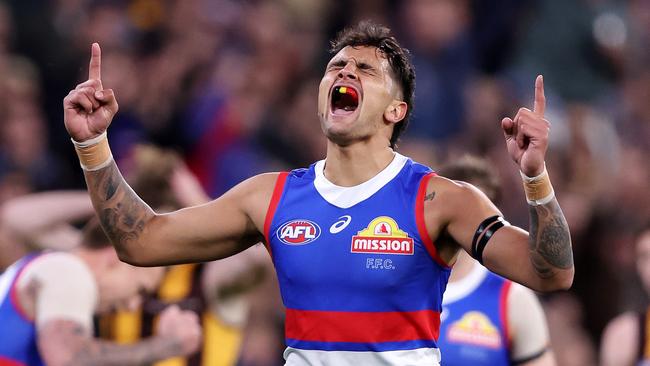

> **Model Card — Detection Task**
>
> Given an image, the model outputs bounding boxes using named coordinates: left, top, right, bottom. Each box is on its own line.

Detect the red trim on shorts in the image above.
left=499, top=280, right=513, bottom=348
left=263, top=172, right=289, bottom=258
left=415, top=172, right=451, bottom=268
left=285, top=308, right=440, bottom=343
left=0, top=356, right=27, bottom=366
left=9, top=255, right=44, bottom=323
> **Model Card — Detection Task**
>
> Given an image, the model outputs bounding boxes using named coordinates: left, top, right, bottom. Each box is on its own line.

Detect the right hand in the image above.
left=63, top=43, right=119, bottom=142
left=157, top=305, right=202, bottom=356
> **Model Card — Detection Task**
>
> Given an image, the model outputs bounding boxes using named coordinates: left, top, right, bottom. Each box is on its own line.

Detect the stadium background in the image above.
left=0, top=0, right=649, bottom=365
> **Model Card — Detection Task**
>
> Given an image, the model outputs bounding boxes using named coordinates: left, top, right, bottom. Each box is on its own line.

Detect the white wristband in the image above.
left=72, top=132, right=113, bottom=171
left=71, top=131, right=108, bottom=148
left=520, top=165, right=555, bottom=206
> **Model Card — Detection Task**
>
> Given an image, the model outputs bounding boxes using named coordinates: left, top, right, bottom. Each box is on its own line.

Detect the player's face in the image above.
left=95, top=248, right=164, bottom=312
left=636, top=231, right=650, bottom=295
left=318, top=46, right=401, bottom=145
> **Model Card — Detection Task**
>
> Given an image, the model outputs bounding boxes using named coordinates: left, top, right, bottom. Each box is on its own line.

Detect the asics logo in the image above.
left=329, top=215, right=352, bottom=234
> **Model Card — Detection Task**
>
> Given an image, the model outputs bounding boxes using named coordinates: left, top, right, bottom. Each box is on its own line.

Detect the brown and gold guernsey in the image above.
left=95, top=264, right=243, bottom=366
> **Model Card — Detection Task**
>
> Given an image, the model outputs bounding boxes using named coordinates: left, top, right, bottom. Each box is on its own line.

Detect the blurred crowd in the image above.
left=0, top=0, right=649, bottom=365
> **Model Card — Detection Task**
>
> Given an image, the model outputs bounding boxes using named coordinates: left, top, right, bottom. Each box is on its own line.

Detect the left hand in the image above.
left=501, top=75, right=550, bottom=177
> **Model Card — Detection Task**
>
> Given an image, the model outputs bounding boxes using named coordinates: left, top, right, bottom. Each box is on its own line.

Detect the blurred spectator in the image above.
left=399, top=0, right=475, bottom=144
left=600, top=226, right=650, bottom=366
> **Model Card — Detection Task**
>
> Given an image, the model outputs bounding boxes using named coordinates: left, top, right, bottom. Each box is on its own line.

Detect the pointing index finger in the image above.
left=533, top=74, right=545, bottom=116
left=89, top=43, right=102, bottom=82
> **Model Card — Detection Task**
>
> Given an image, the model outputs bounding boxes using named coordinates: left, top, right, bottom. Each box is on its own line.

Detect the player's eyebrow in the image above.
left=327, top=58, right=376, bottom=72
left=356, top=62, right=375, bottom=71
left=328, top=58, right=348, bottom=68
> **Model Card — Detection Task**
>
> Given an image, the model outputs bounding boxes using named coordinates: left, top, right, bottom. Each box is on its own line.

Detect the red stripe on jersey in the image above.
left=0, top=356, right=27, bottom=366
left=285, top=308, right=440, bottom=343
left=263, top=172, right=289, bottom=257
left=415, top=172, right=451, bottom=268
left=9, top=255, right=45, bottom=322
left=499, top=280, right=513, bottom=348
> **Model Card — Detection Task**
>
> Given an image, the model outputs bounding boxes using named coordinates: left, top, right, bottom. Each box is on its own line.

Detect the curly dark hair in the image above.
left=330, top=20, right=416, bottom=148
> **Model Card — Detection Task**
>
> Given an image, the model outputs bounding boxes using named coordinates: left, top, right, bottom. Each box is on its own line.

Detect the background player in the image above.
left=0, top=193, right=201, bottom=365
left=600, top=226, right=650, bottom=366
left=62, top=22, right=573, bottom=365
left=438, top=156, right=555, bottom=365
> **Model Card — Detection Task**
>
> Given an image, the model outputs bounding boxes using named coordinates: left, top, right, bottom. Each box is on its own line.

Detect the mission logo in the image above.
left=351, top=216, right=414, bottom=255
left=277, top=219, right=321, bottom=245
left=446, top=311, right=502, bottom=348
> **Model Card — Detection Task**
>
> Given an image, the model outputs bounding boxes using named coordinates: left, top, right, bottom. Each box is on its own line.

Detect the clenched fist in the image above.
left=501, top=75, right=550, bottom=177
left=63, top=43, right=118, bottom=142
left=157, top=305, right=202, bottom=357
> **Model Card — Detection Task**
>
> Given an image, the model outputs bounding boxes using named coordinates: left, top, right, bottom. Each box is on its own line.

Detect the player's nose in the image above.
left=338, top=62, right=358, bottom=80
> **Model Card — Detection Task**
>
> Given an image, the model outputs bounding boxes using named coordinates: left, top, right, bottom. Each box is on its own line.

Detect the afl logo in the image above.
left=277, top=220, right=321, bottom=245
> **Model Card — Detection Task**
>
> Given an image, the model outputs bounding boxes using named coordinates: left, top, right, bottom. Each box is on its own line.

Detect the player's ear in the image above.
left=384, top=100, right=407, bottom=125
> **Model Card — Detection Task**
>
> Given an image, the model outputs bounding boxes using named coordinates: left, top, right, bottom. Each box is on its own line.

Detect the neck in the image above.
left=324, top=138, right=395, bottom=186
left=448, top=251, right=477, bottom=283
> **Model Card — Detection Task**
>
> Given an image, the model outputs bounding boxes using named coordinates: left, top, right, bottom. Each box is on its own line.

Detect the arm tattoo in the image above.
left=424, top=192, right=436, bottom=201
left=528, top=198, right=573, bottom=278
left=70, top=333, right=182, bottom=366
left=40, top=320, right=183, bottom=366
left=84, top=162, right=155, bottom=250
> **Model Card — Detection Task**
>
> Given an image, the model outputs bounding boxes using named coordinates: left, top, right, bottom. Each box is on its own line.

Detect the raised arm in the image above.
left=429, top=76, right=573, bottom=292
left=63, top=43, right=273, bottom=266
left=0, top=191, right=93, bottom=249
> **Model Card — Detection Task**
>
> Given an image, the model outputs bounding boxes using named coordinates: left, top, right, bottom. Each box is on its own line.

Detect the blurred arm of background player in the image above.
left=508, top=282, right=555, bottom=365
left=440, top=156, right=556, bottom=366
left=0, top=191, right=93, bottom=251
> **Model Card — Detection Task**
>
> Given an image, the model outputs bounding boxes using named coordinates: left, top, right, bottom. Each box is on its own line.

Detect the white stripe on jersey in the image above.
left=283, top=347, right=441, bottom=366
left=0, top=259, right=23, bottom=304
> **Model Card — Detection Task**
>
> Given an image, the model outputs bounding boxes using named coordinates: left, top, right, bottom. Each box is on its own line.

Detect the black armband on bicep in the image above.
left=471, top=215, right=509, bottom=264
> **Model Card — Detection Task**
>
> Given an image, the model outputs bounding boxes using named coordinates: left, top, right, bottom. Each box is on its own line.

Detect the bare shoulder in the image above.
left=210, top=172, right=287, bottom=233
left=229, top=172, right=285, bottom=209
left=18, top=252, right=91, bottom=285
left=225, top=172, right=284, bottom=199
left=425, top=175, right=499, bottom=219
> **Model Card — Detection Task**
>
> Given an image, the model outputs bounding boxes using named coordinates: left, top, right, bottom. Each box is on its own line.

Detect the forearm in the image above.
left=1, top=191, right=93, bottom=237
left=527, top=197, right=573, bottom=289
left=39, top=319, right=187, bottom=366
left=67, top=336, right=182, bottom=366
left=84, top=161, right=156, bottom=262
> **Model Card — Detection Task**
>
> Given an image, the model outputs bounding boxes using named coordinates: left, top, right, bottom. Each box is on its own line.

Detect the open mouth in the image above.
left=331, top=85, right=360, bottom=115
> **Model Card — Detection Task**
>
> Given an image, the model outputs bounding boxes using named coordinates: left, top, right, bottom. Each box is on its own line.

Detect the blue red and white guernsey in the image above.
left=264, top=153, right=452, bottom=365
left=0, top=254, right=45, bottom=366
left=438, top=264, right=512, bottom=366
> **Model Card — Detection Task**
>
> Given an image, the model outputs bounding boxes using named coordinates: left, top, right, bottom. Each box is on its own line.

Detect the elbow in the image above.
left=535, top=267, right=575, bottom=292
left=115, top=247, right=154, bottom=267
left=112, top=238, right=151, bottom=266
left=115, top=248, right=141, bottom=266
